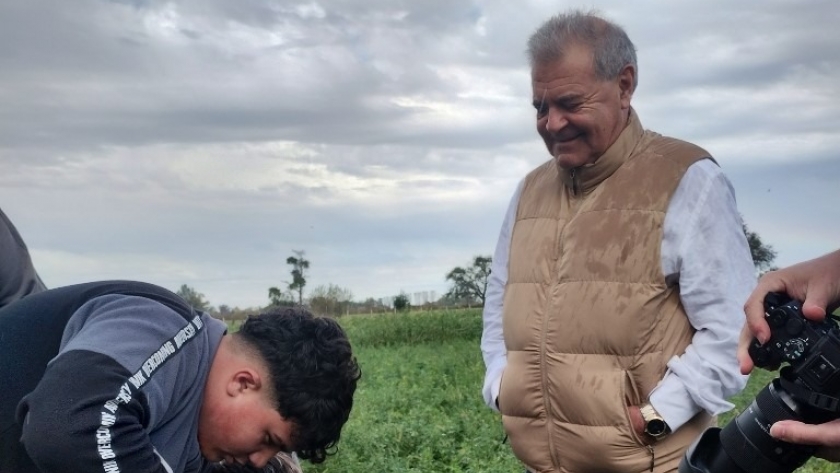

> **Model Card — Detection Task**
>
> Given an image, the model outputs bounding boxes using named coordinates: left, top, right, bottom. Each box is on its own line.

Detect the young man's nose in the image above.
left=248, top=449, right=278, bottom=469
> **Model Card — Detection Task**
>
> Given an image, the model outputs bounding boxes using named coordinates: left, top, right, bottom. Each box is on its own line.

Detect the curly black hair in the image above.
left=235, top=306, right=360, bottom=464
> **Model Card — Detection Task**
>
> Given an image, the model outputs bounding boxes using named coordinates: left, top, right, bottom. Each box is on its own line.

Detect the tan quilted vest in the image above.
left=500, top=111, right=714, bottom=473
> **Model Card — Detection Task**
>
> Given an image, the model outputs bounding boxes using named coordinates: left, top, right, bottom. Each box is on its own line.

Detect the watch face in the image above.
left=646, top=419, right=668, bottom=436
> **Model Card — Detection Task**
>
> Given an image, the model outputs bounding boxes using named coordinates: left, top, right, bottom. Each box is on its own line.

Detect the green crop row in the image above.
left=252, top=309, right=835, bottom=473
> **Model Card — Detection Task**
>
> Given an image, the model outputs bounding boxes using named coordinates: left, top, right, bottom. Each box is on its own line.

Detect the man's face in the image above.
left=532, top=44, right=634, bottom=170
left=197, top=381, right=295, bottom=469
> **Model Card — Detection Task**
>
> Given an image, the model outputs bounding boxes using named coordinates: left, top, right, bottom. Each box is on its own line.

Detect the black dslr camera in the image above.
left=680, top=292, right=840, bottom=473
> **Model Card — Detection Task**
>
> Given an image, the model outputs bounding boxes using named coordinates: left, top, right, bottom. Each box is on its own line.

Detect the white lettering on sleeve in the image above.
left=95, top=314, right=205, bottom=472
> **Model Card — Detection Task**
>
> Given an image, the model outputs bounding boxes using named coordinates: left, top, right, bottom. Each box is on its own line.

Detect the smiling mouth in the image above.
left=555, top=134, right=580, bottom=143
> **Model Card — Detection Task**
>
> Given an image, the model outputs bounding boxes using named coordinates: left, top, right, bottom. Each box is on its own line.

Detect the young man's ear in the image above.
left=227, top=369, right=262, bottom=396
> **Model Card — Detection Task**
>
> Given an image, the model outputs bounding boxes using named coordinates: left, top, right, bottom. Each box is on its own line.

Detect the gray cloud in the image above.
left=1, top=0, right=838, bottom=306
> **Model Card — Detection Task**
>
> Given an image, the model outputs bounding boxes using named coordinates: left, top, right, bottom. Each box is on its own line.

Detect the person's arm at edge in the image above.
left=481, top=180, right=523, bottom=412
left=0, top=207, right=46, bottom=308
left=647, top=160, right=755, bottom=431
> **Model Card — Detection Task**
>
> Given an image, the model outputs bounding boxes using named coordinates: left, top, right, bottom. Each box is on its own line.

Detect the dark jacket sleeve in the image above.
left=18, top=350, right=168, bottom=473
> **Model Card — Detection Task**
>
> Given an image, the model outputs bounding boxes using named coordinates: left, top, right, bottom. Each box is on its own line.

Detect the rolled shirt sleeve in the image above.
left=649, top=159, right=755, bottom=430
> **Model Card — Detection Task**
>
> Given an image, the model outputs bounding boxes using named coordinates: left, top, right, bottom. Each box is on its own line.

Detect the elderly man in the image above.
left=481, top=10, right=755, bottom=473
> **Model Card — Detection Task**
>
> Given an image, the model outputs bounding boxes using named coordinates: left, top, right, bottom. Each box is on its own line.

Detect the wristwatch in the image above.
left=640, top=403, right=671, bottom=439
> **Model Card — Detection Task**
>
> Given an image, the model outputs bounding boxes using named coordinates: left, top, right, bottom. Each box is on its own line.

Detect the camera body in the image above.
left=748, top=292, right=840, bottom=399
left=680, top=292, right=840, bottom=473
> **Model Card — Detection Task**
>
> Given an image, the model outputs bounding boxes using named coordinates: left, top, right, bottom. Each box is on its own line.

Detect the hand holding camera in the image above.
left=681, top=291, right=840, bottom=473
left=739, top=250, right=840, bottom=375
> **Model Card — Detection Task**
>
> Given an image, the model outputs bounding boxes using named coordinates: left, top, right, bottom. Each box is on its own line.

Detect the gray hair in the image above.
left=527, top=10, right=638, bottom=91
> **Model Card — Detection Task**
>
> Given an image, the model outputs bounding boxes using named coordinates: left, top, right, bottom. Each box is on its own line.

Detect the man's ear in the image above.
left=617, top=63, right=636, bottom=108
left=226, top=369, right=262, bottom=396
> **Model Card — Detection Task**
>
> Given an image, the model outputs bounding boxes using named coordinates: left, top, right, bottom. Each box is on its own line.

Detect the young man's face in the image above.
left=197, top=373, right=296, bottom=468
left=532, top=43, right=634, bottom=170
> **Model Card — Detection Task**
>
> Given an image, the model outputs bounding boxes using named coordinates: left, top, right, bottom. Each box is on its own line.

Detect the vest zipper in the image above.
left=570, top=167, right=581, bottom=196
left=647, top=444, right=655, bottom=472
left=539, top=281, right=561, bottom=469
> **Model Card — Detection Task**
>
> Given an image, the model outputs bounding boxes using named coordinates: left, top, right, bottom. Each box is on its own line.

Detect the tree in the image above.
left=357, top=297, right=387, bottom=314
left=176, top=284, right=211, bottom=312
left=445, top=255, right=492, bottom=306
left=743, top=222, right=777, bottom=275
left=286, top=249, right=310, bottom=305
left=308, top=284, right=354, bottom=317
left=393, top=292, right=410, bottom=312
left=268, top=286, right=295, bottom=307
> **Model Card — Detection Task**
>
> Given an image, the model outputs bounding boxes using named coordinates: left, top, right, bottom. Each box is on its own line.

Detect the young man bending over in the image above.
left=0, top=280, right=360, bottom=473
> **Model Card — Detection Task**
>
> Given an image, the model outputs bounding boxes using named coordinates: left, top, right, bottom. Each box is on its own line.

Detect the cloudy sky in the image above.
left=1, top=0, right=838, bottom=309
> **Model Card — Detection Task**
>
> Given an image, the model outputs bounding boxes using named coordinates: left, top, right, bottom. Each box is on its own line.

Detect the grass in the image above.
left=304, top=309, right=519, bottom=473
left=244, top=309, right=838, bottom=473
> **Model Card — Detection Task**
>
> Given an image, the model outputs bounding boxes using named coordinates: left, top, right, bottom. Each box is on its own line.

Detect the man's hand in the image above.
left=770, top=419, right=840, bottom=461
left=627, top=405, right=653, bottom=445
left=737, top=250, right=840, bottom=375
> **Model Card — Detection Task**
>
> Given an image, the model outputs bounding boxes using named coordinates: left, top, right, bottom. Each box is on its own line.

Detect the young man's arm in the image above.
left=18, top=295, right=215, bottom=473
left=19, top=349, right=172, bottom=472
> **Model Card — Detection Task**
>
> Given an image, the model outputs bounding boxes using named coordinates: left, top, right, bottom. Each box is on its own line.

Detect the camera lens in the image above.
left=717, top=380, right=816, bottom=473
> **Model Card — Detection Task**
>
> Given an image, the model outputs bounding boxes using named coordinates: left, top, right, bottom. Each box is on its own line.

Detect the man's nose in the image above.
left=544, top=108, right=568, bottom=133
left=249, top=449, right=279, bottom=469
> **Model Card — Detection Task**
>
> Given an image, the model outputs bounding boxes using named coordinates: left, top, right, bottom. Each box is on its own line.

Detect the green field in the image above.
left=290, top=309, right=837, bottom=473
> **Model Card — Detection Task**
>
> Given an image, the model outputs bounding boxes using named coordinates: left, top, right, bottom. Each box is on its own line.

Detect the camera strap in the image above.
left=779, top=366, right=840, bottom=414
